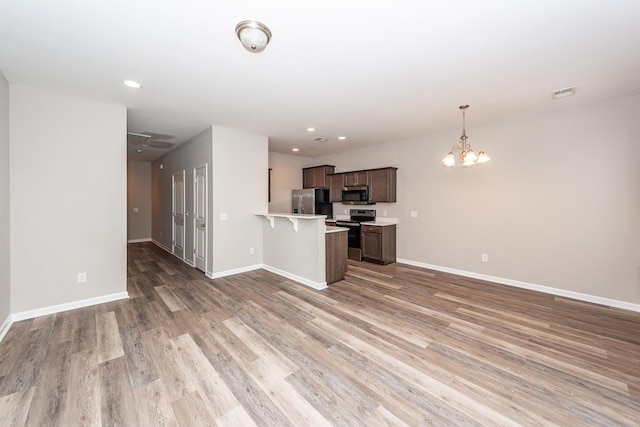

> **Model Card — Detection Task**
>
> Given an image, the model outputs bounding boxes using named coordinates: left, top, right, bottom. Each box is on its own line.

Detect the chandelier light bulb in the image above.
left=442, top=152, right=456, bottom=167
left=477, top=151, right=490, bottom=164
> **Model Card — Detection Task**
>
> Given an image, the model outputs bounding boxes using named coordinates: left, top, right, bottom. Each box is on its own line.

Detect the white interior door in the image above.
left=172, top=171, right=185, bottom=259
left=194, top=164, right=207, bottom=272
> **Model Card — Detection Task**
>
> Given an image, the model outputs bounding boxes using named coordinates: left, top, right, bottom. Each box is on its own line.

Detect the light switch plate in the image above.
left=220, top=213, right=228, bottom=221
left=410, top=211, right=418, bottom=218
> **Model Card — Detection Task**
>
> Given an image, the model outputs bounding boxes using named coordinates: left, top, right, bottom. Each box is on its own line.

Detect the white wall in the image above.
left=268, top=152, right=312, bottom=213
left=9, top=85, right=127, bottom=313
left=127, top=161, right=152, bottom=242
left=152, top=127, right=213, bottom=261
left=151, top=126, right=268, bottom=277
left=313, top=96, right=640, bottom=306
left=210, top=126, right=268, bottom=275
left=0, top=71, right=10, bottom=330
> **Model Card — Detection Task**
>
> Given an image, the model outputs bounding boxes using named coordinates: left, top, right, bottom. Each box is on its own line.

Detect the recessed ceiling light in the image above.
left=306, top=128, right=315, bottom=132
left=124, top=80, right=141, bottom=89
left=292, top=148, right=299, bottom=152
left=338, top=136, right=346, bottom=140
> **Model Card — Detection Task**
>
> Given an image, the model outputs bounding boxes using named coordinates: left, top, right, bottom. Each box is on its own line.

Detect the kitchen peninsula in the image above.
left=256, top=213, right=348, bottom=289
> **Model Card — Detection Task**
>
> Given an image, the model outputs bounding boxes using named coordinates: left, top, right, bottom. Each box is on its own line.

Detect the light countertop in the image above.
left=360, top=221, right=397, bottom=227
left=255, top=212, right=327, bottom=220
left=326, top=225, right=349, bottom=234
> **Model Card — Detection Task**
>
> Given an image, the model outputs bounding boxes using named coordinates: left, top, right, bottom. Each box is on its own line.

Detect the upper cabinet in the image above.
left=367, top=167, right=397, bottom=203
left=326, top=167, right=398, bottom=203
left=302, top=165, right=335, bottom=189
left=343, top=171, right=368, bottom=187
left=328, top=173, right=344, bottom=202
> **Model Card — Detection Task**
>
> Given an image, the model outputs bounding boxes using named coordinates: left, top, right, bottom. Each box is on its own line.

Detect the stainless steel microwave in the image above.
left=341, top=185, right=372, bottom=204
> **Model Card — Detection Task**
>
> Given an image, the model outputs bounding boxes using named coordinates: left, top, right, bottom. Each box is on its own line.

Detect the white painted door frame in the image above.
left=172, top=170, right=186, bottom=260
left=193, top=164, right=208, bottom=272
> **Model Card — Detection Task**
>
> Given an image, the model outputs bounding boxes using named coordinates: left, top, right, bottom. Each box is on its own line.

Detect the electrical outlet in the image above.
left=383, top=210, right=388, bottom=216
left=410, top=211, right=418, bottom=218
left=481, top=254, right=489, bottom=262
left=77, top=272, right=87, bottom=283
left=133, top=207, right=139, bottom=213
left=160, top=231, right=163, bottom=237
left=344, top=209, right=348, bottom=215
left=249, top=247, right=254, bottom=255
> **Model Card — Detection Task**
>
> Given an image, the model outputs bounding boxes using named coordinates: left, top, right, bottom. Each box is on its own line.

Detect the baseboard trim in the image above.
left=0, top=315, right=12, bottom=343
left=261, top=264, right=328, bottom=291
left=397, top=258, right=640, bottom=313
left=204, top=263, right=327, bottom=291
left=206, top=264, right=263, bottom=279
left=10, top=292, right=130, bottom=322
left=127, top=238, right=151, bottom=243
left=151, top=239, right=172, bottom=253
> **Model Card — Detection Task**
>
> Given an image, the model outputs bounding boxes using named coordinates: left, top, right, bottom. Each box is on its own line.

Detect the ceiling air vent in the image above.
left=551, top=87, right=575, bottom=99
left=313, top=137, right=329, bottom=143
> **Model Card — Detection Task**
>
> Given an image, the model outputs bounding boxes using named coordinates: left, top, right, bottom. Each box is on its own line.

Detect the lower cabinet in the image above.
left=326, top=230, right=348, bottom=284
left=361, top=224, right=396, bottom=265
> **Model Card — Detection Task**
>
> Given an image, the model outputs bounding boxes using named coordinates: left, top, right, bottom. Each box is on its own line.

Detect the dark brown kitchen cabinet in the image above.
left=343, top=171, right=368, bottom=187
left=303, top=165, right=335, bottom=189
left=326, top=229, right=348, bottom=284
left=367, top=167, right=397, bottom=203
left=361, top=224, right=396, bottom=264
left=328, top=173, right=344, bottom=202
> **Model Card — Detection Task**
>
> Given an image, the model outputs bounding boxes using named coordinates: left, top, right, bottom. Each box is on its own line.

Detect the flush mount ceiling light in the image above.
left=442, top=105, right=490, bottom=167
left=123, top=80, right=141, bottom=88
left=235, top=20, right=272, bottom=53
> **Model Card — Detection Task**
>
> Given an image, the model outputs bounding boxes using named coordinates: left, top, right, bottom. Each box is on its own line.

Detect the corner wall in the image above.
left=9, top=85, right=127, bottom=314
left=313, top=95, right=640, bottom=306
left=210, top=126, right=268, bottom=275
left=151, top=127, right=213, bottom=262
left=0, top=70, right=10, bottom=336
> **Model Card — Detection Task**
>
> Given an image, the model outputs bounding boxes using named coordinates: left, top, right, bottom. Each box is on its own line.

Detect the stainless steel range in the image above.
left=335, top=209, right=376, bottom=261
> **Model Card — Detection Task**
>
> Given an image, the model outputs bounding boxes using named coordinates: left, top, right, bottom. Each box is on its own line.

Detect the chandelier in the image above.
left=442, top=105, right=490, bottom=167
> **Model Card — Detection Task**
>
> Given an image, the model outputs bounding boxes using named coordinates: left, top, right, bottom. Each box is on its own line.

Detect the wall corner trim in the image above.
left=151, top=239, right=172, bottom=253
left=206, top=264, right=263, bottom=280
left=397, top=258, right=640, bottom=313
left=10, top=292, right=130, bottom=322
left=0, top=315, right=12, bottom=343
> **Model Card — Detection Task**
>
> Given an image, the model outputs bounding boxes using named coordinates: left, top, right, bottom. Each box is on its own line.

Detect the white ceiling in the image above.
left=1, top=1, right=639, bottom=161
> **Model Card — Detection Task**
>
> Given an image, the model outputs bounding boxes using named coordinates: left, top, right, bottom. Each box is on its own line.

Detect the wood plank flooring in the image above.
left=1, top=241, right=639, bottom=426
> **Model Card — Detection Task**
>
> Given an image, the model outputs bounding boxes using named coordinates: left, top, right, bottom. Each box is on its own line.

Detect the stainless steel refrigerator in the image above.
left=292, top=188, right=333, bottom=217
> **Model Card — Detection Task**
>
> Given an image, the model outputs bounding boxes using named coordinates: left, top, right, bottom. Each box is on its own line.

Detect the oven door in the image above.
left=336, top=221, right=362, bottom=261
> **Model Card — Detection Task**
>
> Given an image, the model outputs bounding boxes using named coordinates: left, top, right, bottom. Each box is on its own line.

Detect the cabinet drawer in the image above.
left=362, top=225, right=382, bottom=234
